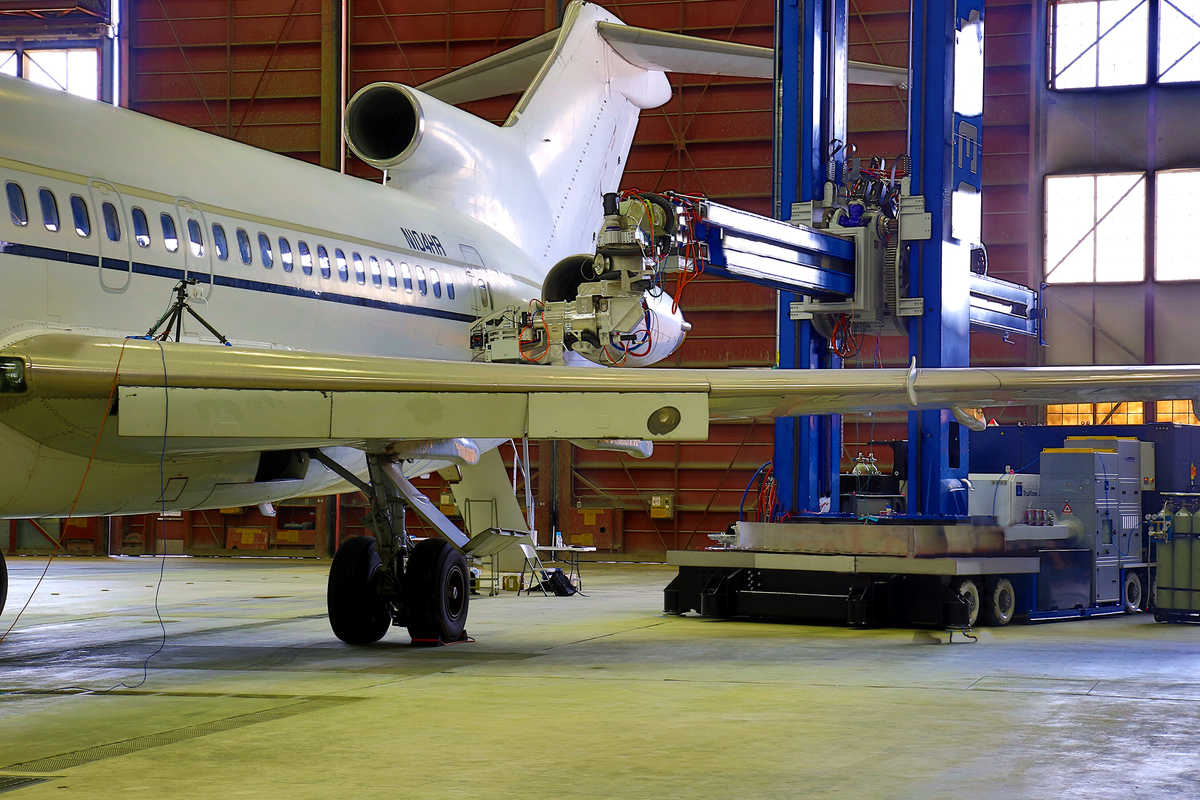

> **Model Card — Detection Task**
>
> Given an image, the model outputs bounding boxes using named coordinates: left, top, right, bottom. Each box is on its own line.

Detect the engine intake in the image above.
left=344, top=83, right=423, bottom=169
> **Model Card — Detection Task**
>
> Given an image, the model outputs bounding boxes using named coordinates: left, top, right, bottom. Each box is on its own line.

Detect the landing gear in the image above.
left=0, top=550, right=7, bottom=618
left=312, top=450, right=473, bottom=645
left=328, top=536, right=392, bottom=644
left=405, top=539, right=469, bottom=643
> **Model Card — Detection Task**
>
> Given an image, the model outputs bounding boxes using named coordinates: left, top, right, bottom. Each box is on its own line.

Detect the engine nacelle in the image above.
left=344, top=82, right=515, bottom=181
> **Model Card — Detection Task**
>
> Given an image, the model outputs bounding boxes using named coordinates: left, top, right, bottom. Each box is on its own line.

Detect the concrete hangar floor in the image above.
left=0, top=557, right=1198, bottom=799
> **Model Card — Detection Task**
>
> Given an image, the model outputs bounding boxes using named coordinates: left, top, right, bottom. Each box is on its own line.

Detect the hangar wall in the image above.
left=119, top=0, right=1039, bottom=557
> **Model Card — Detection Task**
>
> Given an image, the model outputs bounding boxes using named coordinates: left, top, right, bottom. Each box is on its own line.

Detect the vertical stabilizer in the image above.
left=503, top=2, right=671, bottom=267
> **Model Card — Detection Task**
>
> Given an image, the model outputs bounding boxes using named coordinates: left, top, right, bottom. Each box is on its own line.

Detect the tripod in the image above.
left=146, top=279, right=231, bottom=345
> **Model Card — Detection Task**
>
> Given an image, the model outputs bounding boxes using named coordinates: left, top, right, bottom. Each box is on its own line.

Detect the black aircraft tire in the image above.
left=405, top=538, right=469, bottom=643
left=0, top=550, right=7, bottom=618
left=981, top=577, right=1016, bottom=627
left=327, top=536, right=391, bottom=645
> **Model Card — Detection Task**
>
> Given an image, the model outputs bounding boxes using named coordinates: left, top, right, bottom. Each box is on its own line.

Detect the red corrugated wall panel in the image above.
left=127, top=0, right=326, bottom=163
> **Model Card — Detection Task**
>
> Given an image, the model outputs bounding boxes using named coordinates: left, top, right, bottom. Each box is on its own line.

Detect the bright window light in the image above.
left=1156, top=169, right=1200, bottom=280
left=1045, top=172, right=1145, bottom=283
left=1047, top=402, right=1144, bottom=424
left=1159, top=0, right=1200, bottom=82
left=1051, top=0, right=1149, bottom=88
left=23, top=49, right=99, bottom=100
left=1156, top=399, right=1198, bottom=424
left=0, top=50, right=16, bottom=78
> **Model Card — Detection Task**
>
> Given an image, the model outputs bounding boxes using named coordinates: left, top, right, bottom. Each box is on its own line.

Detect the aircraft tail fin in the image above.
left=410, top=0, right=907, bottom=268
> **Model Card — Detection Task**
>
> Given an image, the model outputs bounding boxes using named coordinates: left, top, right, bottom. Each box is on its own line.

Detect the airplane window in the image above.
left=352, top=252, right=365, bottom=285
left=102, top=202, right=121, bottom=242
left=131, top=207, right=150, bottom=247
left=38, top=188, right=59, bottom=232
left=335, top=249, right=348, bottom=282
left=6, top=182, right=27, bottom=226
left=212, top=223, right=228, bottom=261
left=236, top=228, right=252, bottom=265
left=186, top=218, right=204, bottom=257
left=384, top=259, right=397, bottom=290
left=429, top=267, right=442, bottom=298
left=400, top=261, right=413, bottom=292
left=415, top=265, right=428, bottom=296
left=258, top=232, right=274, bottom=268
left=70, top=195, right=90, bottom=237
left=317, top=245, right=331, bottom=279
left=185, top=218, right=203, bottom=256
left=369, top=256, right=382, bottom=288
left=279, top=237, right=293, bottom=272
left=447, top=281, right=455, bottom=300
left=298, top=240, right=313, bottom=275
left=161, top=213, right=179, bottom=252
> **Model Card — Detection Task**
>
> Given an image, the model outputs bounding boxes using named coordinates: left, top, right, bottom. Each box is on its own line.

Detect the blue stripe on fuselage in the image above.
left=1, top=241, right=478, bottom=323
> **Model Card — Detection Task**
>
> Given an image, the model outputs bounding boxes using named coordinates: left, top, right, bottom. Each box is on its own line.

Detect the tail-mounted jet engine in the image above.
left=470, top=192, right=696, bottom=367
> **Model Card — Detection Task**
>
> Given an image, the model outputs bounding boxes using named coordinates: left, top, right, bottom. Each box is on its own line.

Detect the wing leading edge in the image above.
left=5, top=334, right=1200, bottom=450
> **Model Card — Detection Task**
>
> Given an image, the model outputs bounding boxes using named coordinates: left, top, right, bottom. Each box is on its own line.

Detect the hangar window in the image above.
left=400, top=262, right=413, bottom=292
left=186, top=218, right=204, bottom=257
left=6, top=182, right=27, bottom=227
left=1044, top=171, right=1145, bottom=283
left=1160, top=0, right=1200, bottom=81
left=1155, top=169, right=1200, bottom=280
left=38, top=188, right=59, bottom=232
left=70, top=195, right=90, bottom=237
left=1046, top=402, right=1145, bottom=425
left=369, top=256, right=382, bottom=288
left=384, top=259, right=397, bottom=290
left=160, top=213, right=178, bottom=252
left=131, top=207, right=150, bottom=247
left=0, top=50, right=15, bottom=78
left=1049, top=0, right=1200, bottom=87
left=335, top=249, right=348, bottom=282
left=102, top=202, right=121, bottom=242
left=415, top=265, right=428, bottom=296
left=279, top=238, right=293, bottom=272
left=352, top=252, right=365, bottom=285
left=212, top=223, right=229, bottom=261
left=1156, top=399, right=1198, bottom=424
left=317, top=245, right=331, bottom=279
left=298, top=241, right=313, bottom=275
left=1049, top=0, right=1149, bottom=88
left=258, top=232, right=273, bottom=268
left=430, top=267, right=442, bottom=298
left=236, top=228, right=252, bottom=265
left=22, top=48, right=99, bottom=101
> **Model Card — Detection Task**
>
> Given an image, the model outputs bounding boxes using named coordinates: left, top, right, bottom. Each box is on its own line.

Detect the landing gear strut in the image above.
left=0, top=550, right=7, bottom=619
left=312, top=450, right=471, bottom=645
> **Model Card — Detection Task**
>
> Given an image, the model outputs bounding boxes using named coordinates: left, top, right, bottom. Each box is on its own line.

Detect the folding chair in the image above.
left=518, top=542, right=550, bottom=596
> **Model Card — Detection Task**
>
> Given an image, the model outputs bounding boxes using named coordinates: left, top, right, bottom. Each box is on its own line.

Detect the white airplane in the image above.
left=1, top=0, right=1197, bottom=644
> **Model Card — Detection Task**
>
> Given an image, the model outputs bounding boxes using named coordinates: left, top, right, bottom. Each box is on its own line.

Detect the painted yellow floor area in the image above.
left=1, top=556, right=1199, bottom=799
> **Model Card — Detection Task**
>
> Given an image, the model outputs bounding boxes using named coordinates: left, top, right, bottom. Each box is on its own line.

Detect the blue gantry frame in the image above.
left=771, top=0, right=1013, bottom=518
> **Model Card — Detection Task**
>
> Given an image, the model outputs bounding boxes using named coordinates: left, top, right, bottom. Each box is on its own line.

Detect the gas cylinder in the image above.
left=1173, top=505, right=1193, bottom=535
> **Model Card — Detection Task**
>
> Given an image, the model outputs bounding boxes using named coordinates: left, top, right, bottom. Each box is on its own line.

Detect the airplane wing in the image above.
left=5, top=334, right=1198, bottom=450
left=418, top=22, right=906, bottom=107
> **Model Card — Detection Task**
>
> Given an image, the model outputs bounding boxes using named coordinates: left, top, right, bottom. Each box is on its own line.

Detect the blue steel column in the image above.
left=905, top=0, right=984, bottom=515
left=774, top=0, right=845, bottom=515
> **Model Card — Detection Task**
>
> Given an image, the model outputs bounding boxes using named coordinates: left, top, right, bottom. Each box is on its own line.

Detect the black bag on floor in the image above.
left=538, top=568, right=577, bottom=596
